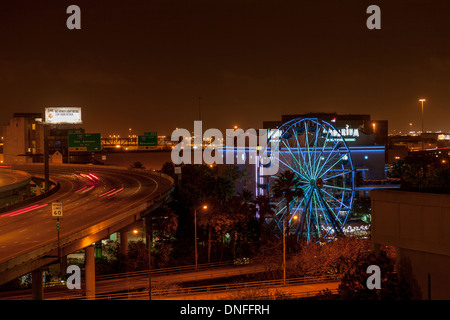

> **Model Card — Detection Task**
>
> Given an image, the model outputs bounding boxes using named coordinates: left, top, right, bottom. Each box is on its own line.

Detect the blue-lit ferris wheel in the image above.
left=260, top=118, right=356, bottom=243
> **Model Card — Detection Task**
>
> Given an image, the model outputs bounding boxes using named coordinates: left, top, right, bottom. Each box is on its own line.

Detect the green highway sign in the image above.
left=138, top=132, right=157, bottom=146
left=68, top=133, right=102, bottom=152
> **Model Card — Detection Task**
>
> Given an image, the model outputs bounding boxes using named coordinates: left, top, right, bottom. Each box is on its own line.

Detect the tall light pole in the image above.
left=143, top=217, right=152, bottom=300
left=194, top=205, right=208, bottom=270
left=282, top=214, right=298, bottom=285
left=419, top=99, right=426, bottom=150
left=282, top=216, right=286, bottom=285
left=198, top=97, right=202, bottom=121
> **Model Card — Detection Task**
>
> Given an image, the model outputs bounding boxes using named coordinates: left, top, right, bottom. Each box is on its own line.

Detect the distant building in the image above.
left=2, top=113, right=85, bottom=164
left=213, top=113, right=394, bottom=200
left=262, top=113, right=388, bottom=181
left=2, top=113, right=45, bottom=163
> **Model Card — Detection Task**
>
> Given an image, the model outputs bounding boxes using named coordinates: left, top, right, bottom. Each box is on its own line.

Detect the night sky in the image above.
left=1, top=0, right=450, bottom=136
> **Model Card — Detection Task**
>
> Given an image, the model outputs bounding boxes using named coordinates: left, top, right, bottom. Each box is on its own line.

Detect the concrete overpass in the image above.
left=0, top=167, right=33, bottom=206
left=0, top=163, right=174, bottom=299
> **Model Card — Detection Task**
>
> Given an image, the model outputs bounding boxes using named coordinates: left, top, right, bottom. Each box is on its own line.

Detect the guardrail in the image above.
left=0, top=176, right=60, bottom=214
left=68, top=274, right=342, bottom=300
left=95, top=260, right=242, bottom=281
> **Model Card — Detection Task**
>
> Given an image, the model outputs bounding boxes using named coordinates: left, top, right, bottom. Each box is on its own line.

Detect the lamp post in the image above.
left=282, top=214, right=298, bottom=285
left=143, top=217, right=152, bottom=300
left=198, top=97, right=202, bottom=121
left=282, top=216, right=286, bottom=285
left=194, top=205, right=208, bottom=270
left=419, top=99, right=426, bottom=150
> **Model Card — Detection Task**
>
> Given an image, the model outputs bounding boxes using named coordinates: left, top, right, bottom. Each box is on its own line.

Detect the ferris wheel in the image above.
left=259, top=118, right=356, bottom=243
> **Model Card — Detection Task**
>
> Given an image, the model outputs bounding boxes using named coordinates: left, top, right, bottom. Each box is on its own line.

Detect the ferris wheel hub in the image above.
left=262, top=117, right=356, bottom=243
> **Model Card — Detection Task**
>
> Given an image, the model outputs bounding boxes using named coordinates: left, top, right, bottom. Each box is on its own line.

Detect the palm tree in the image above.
left=271, top=170, right=304, bottom=284
left=250, top=195, right=276, bottom=242
left=271, top=170, right=304, bottom=220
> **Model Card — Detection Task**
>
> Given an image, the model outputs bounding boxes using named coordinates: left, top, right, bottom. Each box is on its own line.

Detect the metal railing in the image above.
left=66, top=274, right=342, bottom=300
left=95, top=260, right=245, bottom=281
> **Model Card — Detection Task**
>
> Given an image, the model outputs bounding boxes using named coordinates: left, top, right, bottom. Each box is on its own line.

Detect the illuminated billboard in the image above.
left=45, top=107, right=82, bottom=124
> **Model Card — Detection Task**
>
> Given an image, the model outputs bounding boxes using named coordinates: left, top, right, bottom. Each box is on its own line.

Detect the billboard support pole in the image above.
left=44, top=124, right=49, bottom=192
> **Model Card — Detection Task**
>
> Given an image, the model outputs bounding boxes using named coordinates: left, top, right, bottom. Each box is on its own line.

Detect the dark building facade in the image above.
left=262, top=113, right=389, bottom=181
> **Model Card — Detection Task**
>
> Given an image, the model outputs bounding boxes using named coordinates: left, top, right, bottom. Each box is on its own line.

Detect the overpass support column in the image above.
left=60, top=255, right=68, bottom=277
left=85, top=245, right=95, bottom=300
left=32, top=269, right=43, bottom=300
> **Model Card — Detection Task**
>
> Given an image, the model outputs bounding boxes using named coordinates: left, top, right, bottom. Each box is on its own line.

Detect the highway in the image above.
left=0, top=163, right=173, bottom=285
left=0, top=261, right=340, bottom=300
left=0, top=168, right=30, bottom=188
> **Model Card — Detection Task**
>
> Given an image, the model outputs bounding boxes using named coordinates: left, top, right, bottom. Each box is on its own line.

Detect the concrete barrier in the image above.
left=0, top=169, right=32, bottom=194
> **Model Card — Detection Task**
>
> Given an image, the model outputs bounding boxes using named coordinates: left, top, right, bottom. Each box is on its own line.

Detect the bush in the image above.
left=287, top=237, right=372, bottom=277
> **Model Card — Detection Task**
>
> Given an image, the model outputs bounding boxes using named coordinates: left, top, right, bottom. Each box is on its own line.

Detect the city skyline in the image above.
left=2, top=1, right=450, bottom=303
left=1, top=1, right=450, bottom=136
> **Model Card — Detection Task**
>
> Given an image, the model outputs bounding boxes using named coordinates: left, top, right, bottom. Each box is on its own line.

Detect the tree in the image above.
left=271, top=170, right=304, bottom=229
left=249, top=195, right=276, bottom=242
left=221, top=165, right=252, bottom=188
left=394, top=153, right=450, bottom=193
left=161, top=161, right=175, bottom=178
left=126, top=240, right=149, bottom=271
left=226, top=193, right=252, bottom=260
left=338, top=249, right=412, bottom=300
left=153, top=206, right=179, bottom=267
left=172, top=165, right=215, bottom=237
left=130, top=161, right=145, bottom=169
left=271, top=170, right=304, bottom=283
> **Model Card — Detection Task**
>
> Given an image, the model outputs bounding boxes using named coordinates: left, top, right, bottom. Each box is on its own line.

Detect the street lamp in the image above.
left=282, top=216, right=287, bottom=285
left=194, top=205, right=208, bottom=270
left=282, top=214, right=299, bottom=285
left=142, top=217, right=153, bottom=300
left=419, top=99, right=426, bottom=150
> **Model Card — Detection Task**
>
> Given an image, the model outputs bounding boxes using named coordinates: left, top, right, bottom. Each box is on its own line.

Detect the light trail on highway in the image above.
left=0, top=164, right=171, bottom=269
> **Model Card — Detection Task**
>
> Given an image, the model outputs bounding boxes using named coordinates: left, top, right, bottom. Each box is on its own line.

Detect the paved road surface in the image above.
left=0, top=263, right=268, bottom=300
left=0, top=164, right=171, bottom=274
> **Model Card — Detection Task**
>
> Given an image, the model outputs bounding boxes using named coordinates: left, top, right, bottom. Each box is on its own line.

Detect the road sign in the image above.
left=138, top=132, right=157, bottom=147
left=52, top=202, right=63, bottom=217
left=68, top=133, right=102, bottom=152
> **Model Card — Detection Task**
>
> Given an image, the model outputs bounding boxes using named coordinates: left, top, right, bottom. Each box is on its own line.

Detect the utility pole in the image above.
left=283, top=217, right=286, bottom=285
left=419, top=98, right=426, bottom=150
left=143, top=217, right=152, bottom=300
left=44, top=124, right=49, bottom=192
left=198, top=96, right=202, bottom=121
